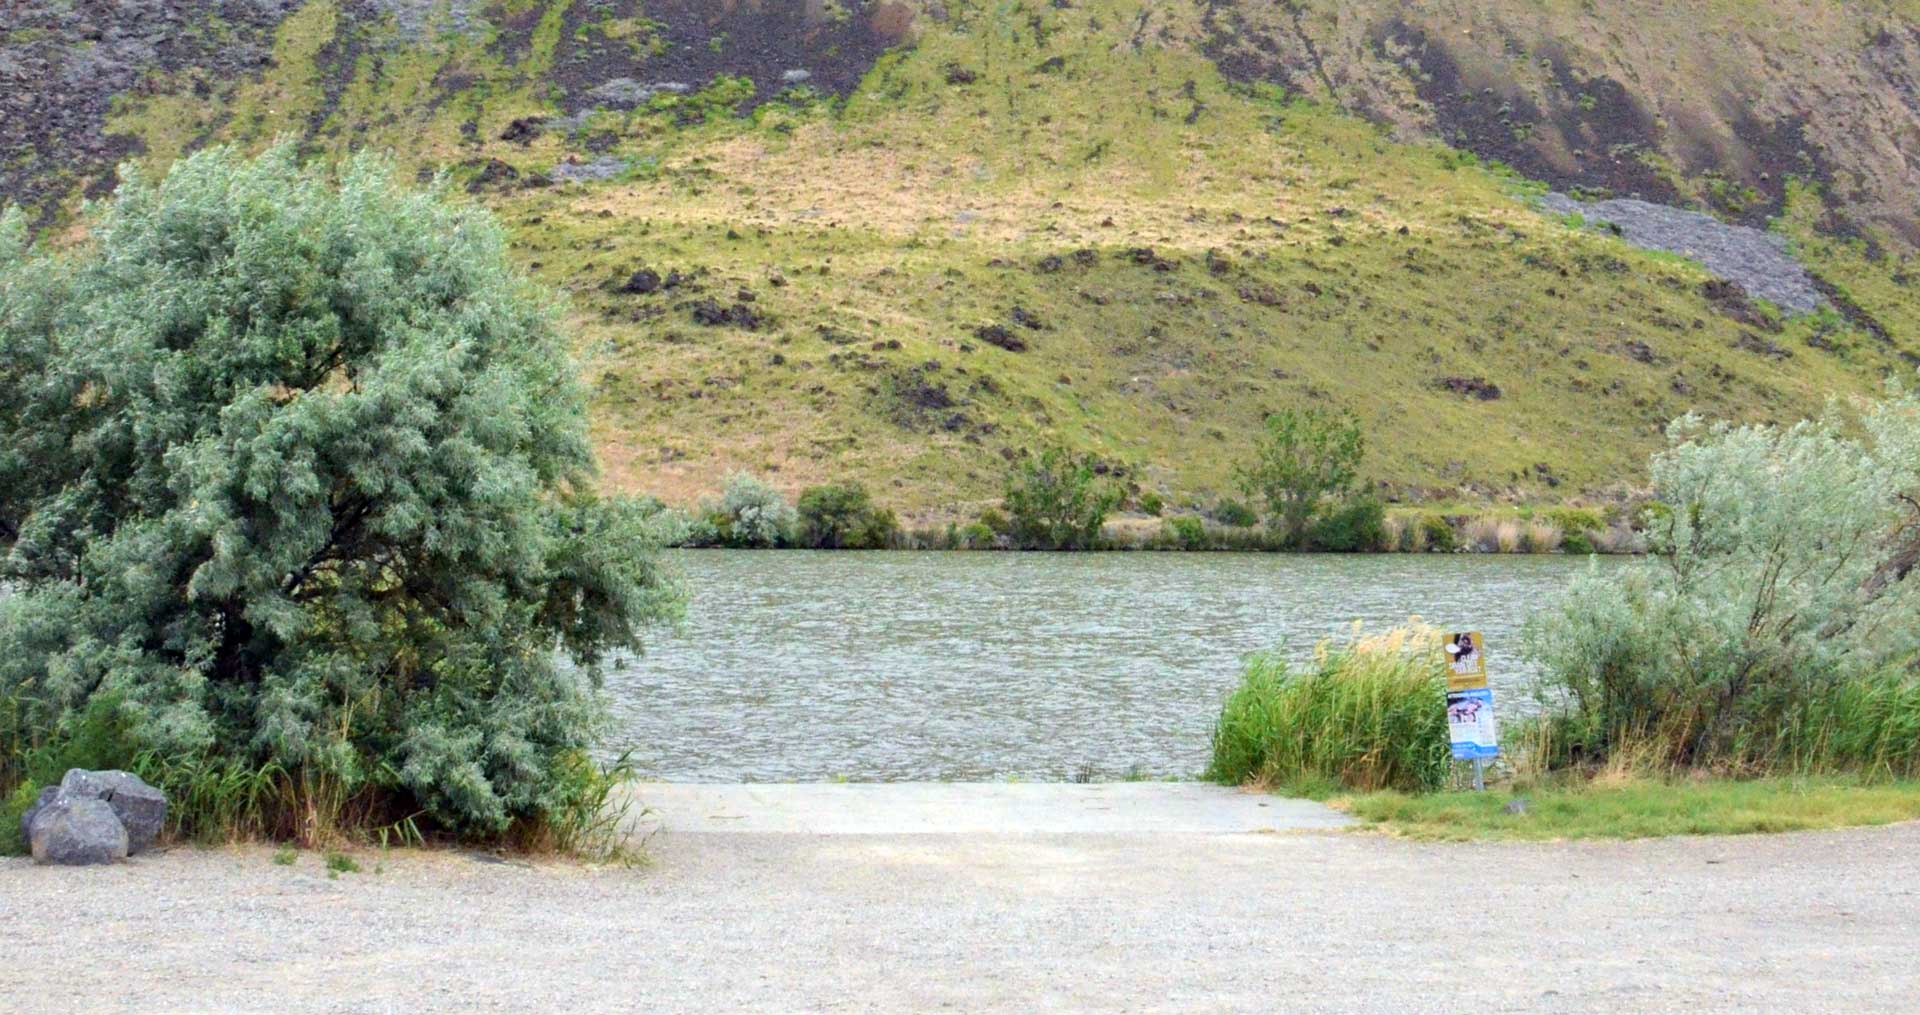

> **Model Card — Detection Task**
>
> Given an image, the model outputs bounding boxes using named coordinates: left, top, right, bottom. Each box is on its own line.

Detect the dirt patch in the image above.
left=1437, top=376, right=1502, bottom=400
left=975, top=324, right=1028, bottom=353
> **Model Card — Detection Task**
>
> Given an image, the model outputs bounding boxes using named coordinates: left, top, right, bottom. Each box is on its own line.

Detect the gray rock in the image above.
left=1504, top=797, right=1531, bottom=816
left=782, top=69, right=813, bottom=85
left=1537, top=193, right=1823, bottom=314
left=581, top=78, right=689, bottom=111
left=550, top=156, right=631, bottom=184
left=19, top=785, right=59, bottom=849
left=59, top=769, right=167, bottom=853
left=28, top=795, right=129, bottom=866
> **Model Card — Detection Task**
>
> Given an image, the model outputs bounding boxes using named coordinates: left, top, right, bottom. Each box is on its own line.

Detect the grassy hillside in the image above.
left=18, top=0, right=1920, bottom=518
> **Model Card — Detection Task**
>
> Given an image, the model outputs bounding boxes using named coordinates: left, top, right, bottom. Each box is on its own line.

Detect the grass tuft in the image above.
left=1339, top=777, right=1920, bottom=842
left=1208, top=624, right=1450, bottom=793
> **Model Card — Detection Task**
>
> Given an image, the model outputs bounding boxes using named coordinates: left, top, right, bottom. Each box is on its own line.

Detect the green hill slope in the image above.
left=6, top=0, right=1918, bottom=517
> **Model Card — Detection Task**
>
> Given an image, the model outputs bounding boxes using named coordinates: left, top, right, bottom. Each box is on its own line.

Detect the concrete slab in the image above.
left=625, top=782, right=1353, bottom=835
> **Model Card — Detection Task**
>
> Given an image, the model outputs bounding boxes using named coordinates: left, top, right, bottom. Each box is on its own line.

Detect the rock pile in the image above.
left=1538, top=193, right=1824, bottom=314
left=19, top=769, right=168, bottom=866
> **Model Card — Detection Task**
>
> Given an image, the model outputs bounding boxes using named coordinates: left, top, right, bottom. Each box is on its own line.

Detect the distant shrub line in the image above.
left=642, top=484, right=1647, bottom=555
left=651, top=404, right=1649, bottom=553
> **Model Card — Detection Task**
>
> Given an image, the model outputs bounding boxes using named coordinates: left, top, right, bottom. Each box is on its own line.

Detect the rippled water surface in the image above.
left=604, top=551, right=1615, bottom=782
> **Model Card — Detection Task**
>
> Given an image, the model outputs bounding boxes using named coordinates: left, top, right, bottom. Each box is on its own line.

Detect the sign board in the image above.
left=1444, top=632, right=1500, bottom=761
left=1447, top=688, right=1500, bottom=761
left=1444, top=631, right=1487, bottom=691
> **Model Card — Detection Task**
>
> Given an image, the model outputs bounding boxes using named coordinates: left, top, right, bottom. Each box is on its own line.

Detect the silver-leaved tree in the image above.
left=0, top=145, right=681, bottom=845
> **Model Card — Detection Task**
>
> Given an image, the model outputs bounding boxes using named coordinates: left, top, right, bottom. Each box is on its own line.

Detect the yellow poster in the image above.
left=1445, top=631, right=1487, bottom=691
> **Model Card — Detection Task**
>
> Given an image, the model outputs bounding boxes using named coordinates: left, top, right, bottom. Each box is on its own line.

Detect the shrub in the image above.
left=978, top=507, right=1011, bottom=535
left=1546, top=507, right=1604, bottom=535
left=1163, top=515, right=1209, bottom=550
left=956, top=522, right=996, bottom=549
left=1138, top=491, right=1165, bottom=516
left=1382, top=513, right=1412, bottom=552
left=1210, top=498, right=1259, bottom=528
left=1307, top=496, right=1388, bottom=552
left=1419, top=514, right=1457, bottom=553
left=796, top=482, right=899, bottom=549
left=1523, top=404, right=1920, bottom=774
left=1462, top=516, right=1522, bottom=552
left=1593, top=524, right=1645, bottom=554
left=1522, top=521, right=1563, bottom=554
left=1235, top=407, right=1366, bottom=546
left=632, top=496, right=697, bottom=547
left=1002, top=447, right=1121, bottom=550
left=1561, top=529, right=1596, bottom=556
left=0, top=146, right=682, bottom=846
left=1208, top=625, right=1450, bottom=793
left=704, top=472, right=796, bottom=547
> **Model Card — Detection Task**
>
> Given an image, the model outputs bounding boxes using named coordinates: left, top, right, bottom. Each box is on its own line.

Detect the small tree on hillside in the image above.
left=1003, top=447, right=1121, bottom=550
left=1235, top=408, right=1366, bottom=547
left=0, top=146, right=681, bottom=844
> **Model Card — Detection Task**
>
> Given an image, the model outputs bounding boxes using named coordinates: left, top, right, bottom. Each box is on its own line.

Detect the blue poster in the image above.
left=1447, top=688, right=1501, bottom=761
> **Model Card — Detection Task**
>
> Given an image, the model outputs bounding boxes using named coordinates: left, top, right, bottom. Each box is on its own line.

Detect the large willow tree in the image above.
left=0, top=146, right=679, bottom=840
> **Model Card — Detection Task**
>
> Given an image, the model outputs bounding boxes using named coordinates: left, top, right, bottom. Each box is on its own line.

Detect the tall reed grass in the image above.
left=1208, top=624, right=1451, bottom=792
left=1524, top=671, right=1920, bottom=781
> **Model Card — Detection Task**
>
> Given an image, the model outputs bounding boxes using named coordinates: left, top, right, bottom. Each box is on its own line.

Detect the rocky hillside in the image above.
left=4, top=0, right=1918, bottom=516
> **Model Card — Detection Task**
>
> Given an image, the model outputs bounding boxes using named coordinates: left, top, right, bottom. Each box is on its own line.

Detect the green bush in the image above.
left=1210, top=498, right=1259, bottom=528
left=1561, top=529, right=1596, bottom=556
left=1235, top=407, right=1366, bottom=546
left=702, top=472, right=796, bottom=547
left=957, top=522, right=996, bottom=549
left=795, top=482, right=899, bottom=549
left=1545, top=507, right=1604, bottom=535
left=1420, top=514, right=1458, bottom=553
left=1524, top=404, right=1920, bottom=775
left=1208, top=626, right=1450, bottom=792
left=1138, top=492, right=1165, bottom=516
left=1306, top=496, right=1387, bottom=552
left=0, top=145, right=682, bottom=847
left=1163, top=515, right=1208, bottom=550
left=1002, top=447, right=1121, bottom=550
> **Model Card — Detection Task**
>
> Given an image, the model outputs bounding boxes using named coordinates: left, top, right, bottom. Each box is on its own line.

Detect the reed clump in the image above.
left=1208, top=624, right=1451, bottom=793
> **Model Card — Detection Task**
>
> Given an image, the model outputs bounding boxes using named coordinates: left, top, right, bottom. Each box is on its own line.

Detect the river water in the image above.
left=603, top=551, right=1616, bottom=782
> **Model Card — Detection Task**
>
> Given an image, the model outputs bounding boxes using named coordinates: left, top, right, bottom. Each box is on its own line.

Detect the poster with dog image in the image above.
left=1444, top=631, right=1487, bottom=691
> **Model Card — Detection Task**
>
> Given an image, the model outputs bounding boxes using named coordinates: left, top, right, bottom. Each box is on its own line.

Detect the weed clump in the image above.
left=1208, top=625, right=1449, bottom=793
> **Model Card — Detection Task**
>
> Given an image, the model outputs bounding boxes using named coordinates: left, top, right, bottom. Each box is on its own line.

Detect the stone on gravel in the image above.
left=60, top=768, right=168, bottom=854
left=18, top=785, right=59, bottom=849
left=28, top=794, right=129, bottom=866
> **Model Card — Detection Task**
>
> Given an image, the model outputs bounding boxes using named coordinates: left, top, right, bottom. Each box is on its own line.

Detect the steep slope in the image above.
left=5, top=0, right=1918, bottom=517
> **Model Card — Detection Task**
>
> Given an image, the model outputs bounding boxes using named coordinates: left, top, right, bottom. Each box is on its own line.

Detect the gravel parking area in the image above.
left=3, top=806, right=1916, bottom=1014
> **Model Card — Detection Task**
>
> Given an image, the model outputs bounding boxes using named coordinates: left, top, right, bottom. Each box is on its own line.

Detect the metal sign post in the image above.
left=1445, top=631, right=1500, bottom=791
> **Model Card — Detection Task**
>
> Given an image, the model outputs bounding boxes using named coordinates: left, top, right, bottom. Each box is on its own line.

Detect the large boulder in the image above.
left=58, top=768, right=168, bottom=853
left=28, top=794, right=129, bottom=866
left=18, top=785, right=59, bottom=849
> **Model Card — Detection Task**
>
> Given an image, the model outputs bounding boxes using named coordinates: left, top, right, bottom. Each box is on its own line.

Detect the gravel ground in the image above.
left=3, top=821, right=1917, bottom=1013
left=1538, top=193, right=1823, bottom=313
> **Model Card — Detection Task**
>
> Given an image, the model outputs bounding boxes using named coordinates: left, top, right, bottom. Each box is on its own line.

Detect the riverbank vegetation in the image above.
left=646, top=431, right=1647, bottom=555
left=1338, top=778, right=1920, bottom=842
left=1210, top=394, right=1920, bottom=837
left=1207, top=625, right=1449, bottom=794
left=0, top=146, right=681, bottom=856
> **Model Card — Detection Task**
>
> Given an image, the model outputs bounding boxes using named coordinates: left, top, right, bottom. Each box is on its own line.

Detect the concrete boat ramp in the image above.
left=627, top=781, right=1353, bottom=836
